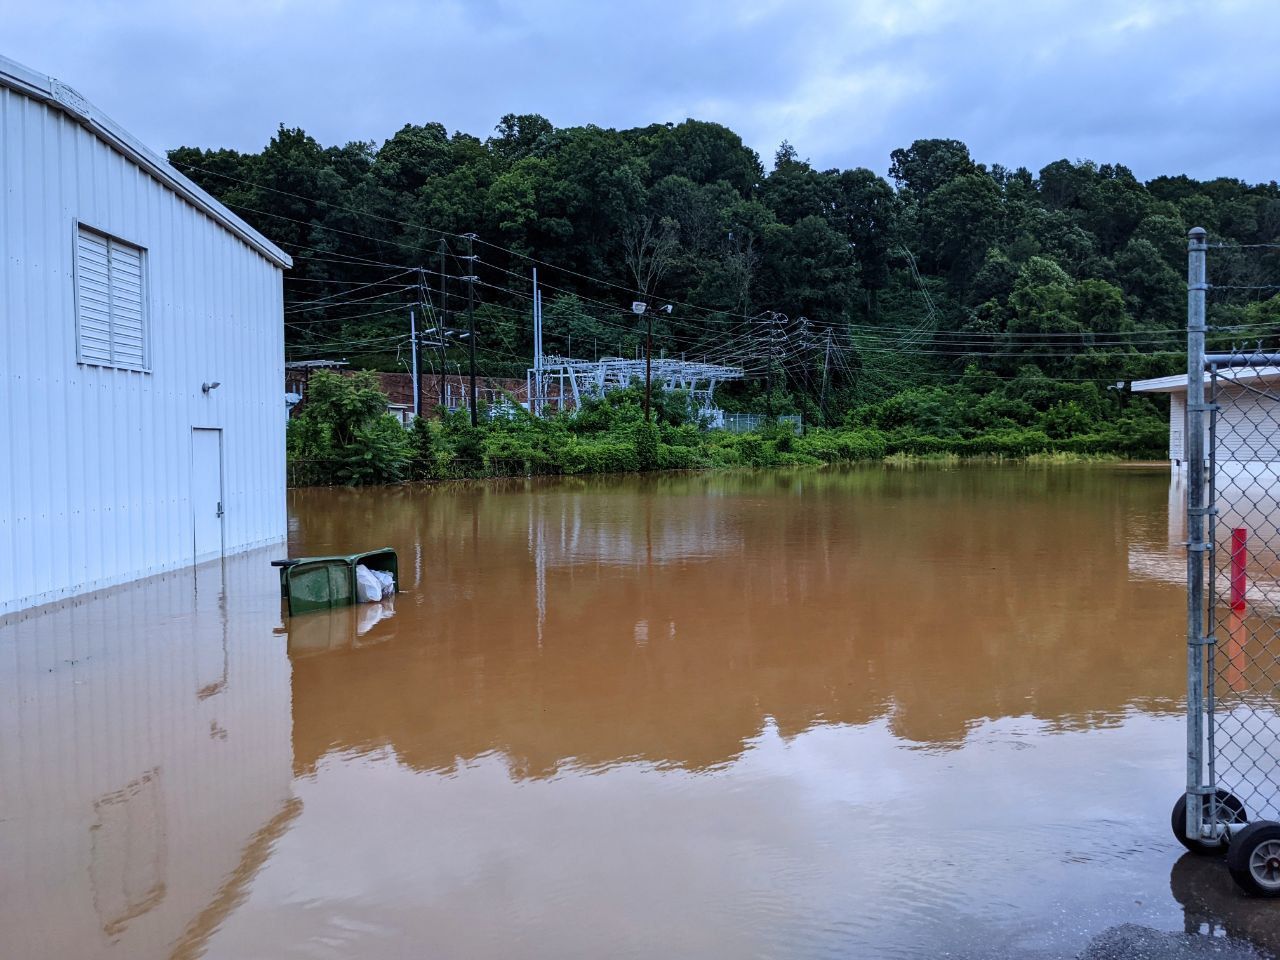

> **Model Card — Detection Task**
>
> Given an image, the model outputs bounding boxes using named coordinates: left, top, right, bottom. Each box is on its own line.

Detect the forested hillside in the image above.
left=169, top=117, right=1280, bottom=439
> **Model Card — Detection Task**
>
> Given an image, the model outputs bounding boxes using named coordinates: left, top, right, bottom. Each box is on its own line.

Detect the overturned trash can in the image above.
left=272, top=548, right=399, bottom=616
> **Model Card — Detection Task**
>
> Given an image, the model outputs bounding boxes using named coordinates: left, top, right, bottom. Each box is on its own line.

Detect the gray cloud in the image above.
left=2, top=0, right=1276, bottom=182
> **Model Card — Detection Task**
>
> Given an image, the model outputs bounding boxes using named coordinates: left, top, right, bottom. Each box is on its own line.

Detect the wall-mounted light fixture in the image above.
left=201, top=381, right=221, bottom=394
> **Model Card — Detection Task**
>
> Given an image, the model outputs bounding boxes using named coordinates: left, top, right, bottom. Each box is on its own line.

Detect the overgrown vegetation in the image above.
left=288, top=368, right=1164, bottom=485
left=287, top=370, right=412, bottom=485
left=172, top=120, right=1279, bottom=482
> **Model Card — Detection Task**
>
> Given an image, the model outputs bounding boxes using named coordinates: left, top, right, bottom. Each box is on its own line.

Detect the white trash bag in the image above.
left=354, top=564, right=383, bottom=604
left=371, top=568, right=396, bottom=599
left=357, top=595, right=395, bottom=636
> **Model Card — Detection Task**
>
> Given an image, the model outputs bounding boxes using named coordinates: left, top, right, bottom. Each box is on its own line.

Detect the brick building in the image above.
left=285, top=361, right=551, bottom=423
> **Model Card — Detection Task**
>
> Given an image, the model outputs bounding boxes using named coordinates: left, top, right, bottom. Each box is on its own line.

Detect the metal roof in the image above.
left=0, top=53, right=291, bottom=270
left=285, top=360, right=350, bottom=370
left=1132, top=366, right=1280, bottom=393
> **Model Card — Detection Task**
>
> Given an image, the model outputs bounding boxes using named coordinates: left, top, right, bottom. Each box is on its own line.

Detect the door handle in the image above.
left=216, top=501, right=224, bottom=519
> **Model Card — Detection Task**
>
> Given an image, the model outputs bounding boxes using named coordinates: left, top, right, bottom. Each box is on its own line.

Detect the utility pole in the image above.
left=645, top=309, right=653, bottom=423
left=632, top=300, right=653, bottom=422
left=417, top=269, right=431, bottom=416
left=635, top=301, right=672, bottom=424
left=820, top=327, right=833, bottom=426
left=761, top=312, right=780, bottom=417
left=532, top=267, right=543, bottom=415
left=437, top=239, right=449, bottom=410
left=766, top=330, right=773, bottom=419
left=410, top=307, right=420, bottom=418
left=764, top=314, right=773, bottom=417
left=462, top=233, right=479, bottom=427
left=796, top=317, right=812, bottom=405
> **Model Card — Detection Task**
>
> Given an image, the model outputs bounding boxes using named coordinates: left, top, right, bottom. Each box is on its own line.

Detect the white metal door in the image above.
left=192, top=428, right=224, bottom=561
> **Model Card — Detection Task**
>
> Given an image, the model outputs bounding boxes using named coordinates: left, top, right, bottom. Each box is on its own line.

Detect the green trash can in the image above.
left=272, top=548, right=399, bottom=616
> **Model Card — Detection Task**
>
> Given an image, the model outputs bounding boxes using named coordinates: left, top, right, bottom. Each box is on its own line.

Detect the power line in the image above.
left=173, top=158, right=800, bottom=327
left=241, top=195, right=1273, bottom=349
left=178, top=157, right=1280, bottom=340
left=172, top=161, right=1275, bottom=390
left=294, top=246, right=1271, bottom=345
left=285, top=278, right=416, bottom=312
left=284, top=303, right=416, bottom=329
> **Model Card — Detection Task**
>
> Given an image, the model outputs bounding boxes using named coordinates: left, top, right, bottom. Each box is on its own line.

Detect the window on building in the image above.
left=75, top=226, right=148, bottom=370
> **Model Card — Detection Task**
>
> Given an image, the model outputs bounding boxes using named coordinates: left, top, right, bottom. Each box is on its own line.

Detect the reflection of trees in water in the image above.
left=287, top=466, right=1185, bottom=780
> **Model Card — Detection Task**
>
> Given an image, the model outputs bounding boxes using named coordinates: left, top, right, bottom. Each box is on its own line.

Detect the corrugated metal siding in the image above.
left=0, top=87, right=286, bottom=614
left=1169, top=393, right=1185, bottom=461
left=1217, top=385, right=1280, bottom=463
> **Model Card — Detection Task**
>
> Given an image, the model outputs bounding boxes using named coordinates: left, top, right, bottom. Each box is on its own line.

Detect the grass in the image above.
left=1022, top=451, right=1125, bottom=464
left=882, top=452, right=964, bottom=467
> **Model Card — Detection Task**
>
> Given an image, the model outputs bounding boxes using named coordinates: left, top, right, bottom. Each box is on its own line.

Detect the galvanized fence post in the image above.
left=1185, top=226, right=1209, bottom=839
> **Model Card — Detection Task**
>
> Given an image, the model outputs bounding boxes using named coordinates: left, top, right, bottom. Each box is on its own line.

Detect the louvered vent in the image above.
left=75, top=226, right=147, bottom=369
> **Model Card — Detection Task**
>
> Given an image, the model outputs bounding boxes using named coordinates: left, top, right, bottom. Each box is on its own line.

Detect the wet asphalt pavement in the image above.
left=1078, top=924, right=1266, bottom=960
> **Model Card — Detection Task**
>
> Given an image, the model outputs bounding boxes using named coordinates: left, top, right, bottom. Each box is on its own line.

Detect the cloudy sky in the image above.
left=2, top=0, right=1276, bottom=183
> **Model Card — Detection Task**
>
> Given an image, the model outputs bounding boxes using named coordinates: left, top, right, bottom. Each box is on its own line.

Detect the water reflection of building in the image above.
left=1128, top=465, right=1280, bottom=610
left=0, top=551, right=294, bottom=960
left=1132, top=368, right=1280, bottom=591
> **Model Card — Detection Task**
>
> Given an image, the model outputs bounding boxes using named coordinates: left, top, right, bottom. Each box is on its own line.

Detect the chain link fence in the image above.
left=1208, top=349, right=1280, bottom=823
left=1180, top=229, right=1280, bottom=895
left=718, top=413, right=803, bottom=435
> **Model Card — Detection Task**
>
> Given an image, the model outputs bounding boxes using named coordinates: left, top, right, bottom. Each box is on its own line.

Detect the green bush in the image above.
left=634, top=421, right=659, bottom=471
left=408, top=416, right=440, bottom=480
left=796, top=428, right=888, bottom=462
left=959, top=428, right=1053, bottom=457
left=481, top=421, right=557, bottom=471
left=287, top=362, right=1170, bottom=487
left=657, top=443, right=706, bottom=470
left=287, top=370, right=412, bottom=486
left=561, top=437, right=641, bottom=474
left=1041, top=400, right=1093, bottom=439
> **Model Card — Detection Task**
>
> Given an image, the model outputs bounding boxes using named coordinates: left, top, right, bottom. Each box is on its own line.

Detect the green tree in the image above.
left=889, top=139, right=978, bottom=199
left=920, top=173, right=1003, bottom=283
left=288, top=371, right=412, bottom=485
left=488, top=113, right=554, bottom=163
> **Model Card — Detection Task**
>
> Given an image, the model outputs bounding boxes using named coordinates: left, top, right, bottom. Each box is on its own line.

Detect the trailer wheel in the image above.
left=1228, top=822, right=1280, bottom=896
left=1171, top=790, right=1247, bottom=854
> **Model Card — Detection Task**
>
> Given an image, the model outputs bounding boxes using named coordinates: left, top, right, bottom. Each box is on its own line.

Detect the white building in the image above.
left=1133, top=368, right=1280, bottom=585
left=0, top=55, right=292, bottom=616
left=1131, top=367, right=1280, bottom=467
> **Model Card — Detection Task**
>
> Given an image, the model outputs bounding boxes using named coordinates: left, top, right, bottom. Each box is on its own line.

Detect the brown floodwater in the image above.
left=4, top=464, right=1280, bottom=959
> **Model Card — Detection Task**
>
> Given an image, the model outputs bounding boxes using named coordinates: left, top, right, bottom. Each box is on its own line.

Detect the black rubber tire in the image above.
left=1171, top=790, right=1247, bottom=854
left=1228, top=821, right=1280, bottom=897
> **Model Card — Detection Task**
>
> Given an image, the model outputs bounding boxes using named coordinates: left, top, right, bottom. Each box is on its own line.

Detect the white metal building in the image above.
left=0, top=54, right=291, bottom=615
left=1131, top=367, right=1280, bottom=467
